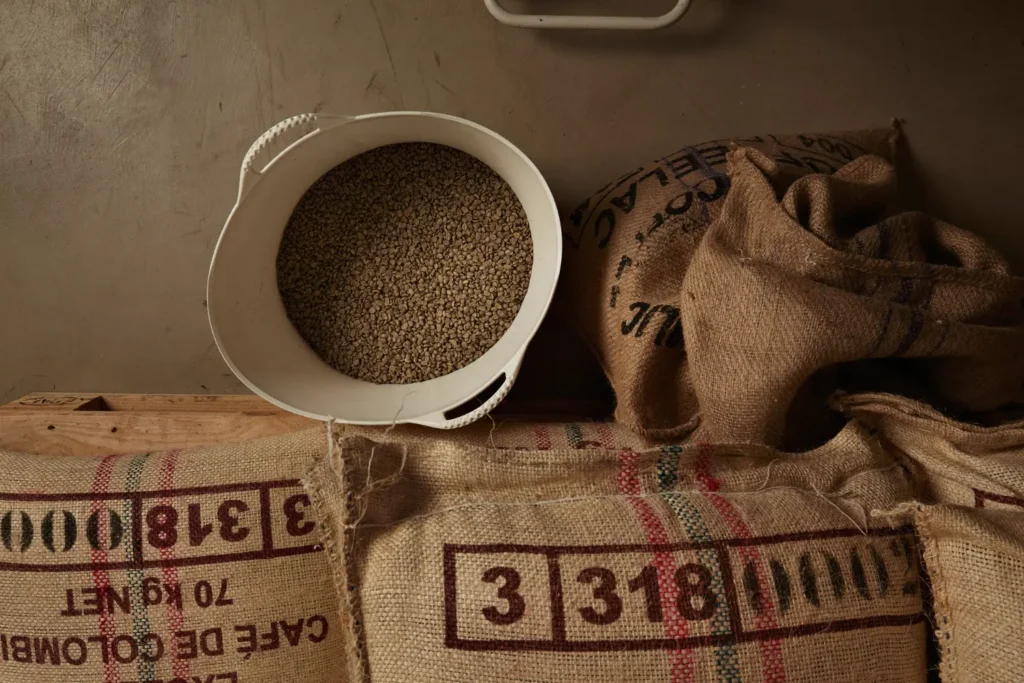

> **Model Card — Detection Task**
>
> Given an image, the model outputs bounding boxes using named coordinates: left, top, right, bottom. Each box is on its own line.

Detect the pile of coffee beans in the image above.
left=276, top=143, right=532, bottom=384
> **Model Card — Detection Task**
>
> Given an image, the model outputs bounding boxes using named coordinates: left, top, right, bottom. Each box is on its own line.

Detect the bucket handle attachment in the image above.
left=411, top=350, right=525, bottom=429
left=237, top=113, right=353, bottom=201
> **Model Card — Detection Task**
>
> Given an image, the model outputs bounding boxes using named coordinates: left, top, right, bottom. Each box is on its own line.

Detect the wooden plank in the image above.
left=0, top=411, right=316, bottom=456
left=3, top=392, right=608, bottom=420
left=99, top=393, right=284, bottom=412
left=0, top=391, right=609, bottom=457
left=2, top=392, right=282, bottom=413
left=1, top=393, right=108, bottom=411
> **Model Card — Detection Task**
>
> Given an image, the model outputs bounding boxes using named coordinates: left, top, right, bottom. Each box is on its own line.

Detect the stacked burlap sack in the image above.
left=309, top=421, right=926, bottom=682
left=0, top=430, right=345, bottom=683
left=561, top=123, right=1024, bottom=448
left=837, top=393, right=1024, bottom=683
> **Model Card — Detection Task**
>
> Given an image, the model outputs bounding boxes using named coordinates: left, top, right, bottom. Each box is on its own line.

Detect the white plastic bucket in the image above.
left=207, top=112, right=561, bottom=428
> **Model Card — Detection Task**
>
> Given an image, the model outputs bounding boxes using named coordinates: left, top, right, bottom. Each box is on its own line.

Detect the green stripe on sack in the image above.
left=122, top=453, right=156, bottom=682
left=658, top=447, right=742, bottom=683
left=565, top=423, right=584, bottom=448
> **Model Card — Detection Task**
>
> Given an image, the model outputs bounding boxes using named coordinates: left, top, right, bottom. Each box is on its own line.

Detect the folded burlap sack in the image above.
left=838, top=393, right=1024, bottom=683
left=681, top=150, right=1024, bottom=447
left=561, top=128, right=898, bottom=438
left=307, top=421, right=925, bottom=682
left=0, top=430, right=342, bottom=683
left=342, top=417, right=657, bottom=451
left=837, top=391, right=1024, bottom=505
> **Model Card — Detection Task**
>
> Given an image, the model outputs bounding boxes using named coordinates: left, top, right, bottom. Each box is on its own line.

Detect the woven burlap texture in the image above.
left=914, top=504, right=1024, bottom=683
left=563, top=123, right=1024, bottom=448
left=0, top=428, right=342, bottom=683
left=680, top=148, right=1024, bottom=447
left=841, top=392, right=1024, bottom=682
left=837, top=392, right=1024, bottom=504
left=561, top=127, right=898, bottom=440
left=306, top=421, right=926, bottom=682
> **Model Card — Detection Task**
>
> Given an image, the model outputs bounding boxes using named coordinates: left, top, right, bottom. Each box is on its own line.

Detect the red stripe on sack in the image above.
left=156, top=450, right=191, bottom=680
left=89, top=455, right=122, bottom=683
left=533, top=424, right=551, bottom=450
left=592, top=422, right=616, bottom=449
left=618, top=449, right=695, bottom=683
left=695, top=444, right=786, bottom=683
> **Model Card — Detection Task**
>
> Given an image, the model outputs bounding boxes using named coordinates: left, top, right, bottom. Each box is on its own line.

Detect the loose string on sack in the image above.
left=325, top=391, right=413, bottom=532
left=352, top=464, right=901, bottom=532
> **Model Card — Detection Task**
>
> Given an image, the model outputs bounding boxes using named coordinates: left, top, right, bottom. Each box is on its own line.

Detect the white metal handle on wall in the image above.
left=485, top=0, right=692, bottom=29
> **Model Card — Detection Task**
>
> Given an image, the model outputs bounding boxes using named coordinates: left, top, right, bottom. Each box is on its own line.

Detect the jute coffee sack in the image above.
left=0, top=430, right=341, bottom=683
left=836, top=391, right=1024, bottom=506
left=838, top=394, right=1024, bottom=682
left=561, top=127, right=897, bottom=438
left=911, top=504, right=1024, bottom=683
left=307, top=421, right=926, bottom=682
left=680, top=148, right=1024, bottom=448
left=342, top=418, right=657, bottom=452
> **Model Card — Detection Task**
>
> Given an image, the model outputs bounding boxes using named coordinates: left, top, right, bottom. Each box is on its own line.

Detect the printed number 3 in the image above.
left=481, top=566, right=526, bottom=625
left=577, top=567, right=623, bottom=625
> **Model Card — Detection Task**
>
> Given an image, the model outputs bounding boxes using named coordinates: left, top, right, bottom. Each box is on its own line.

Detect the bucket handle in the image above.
left=485, top=0, right=691, bottom=29
left=411, top=350, right=525, bottom=429
left=237, top=113, right=353, bottom=201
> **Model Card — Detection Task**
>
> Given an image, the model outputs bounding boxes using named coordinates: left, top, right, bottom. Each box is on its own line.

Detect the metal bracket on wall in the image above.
left=485, top=0, right=691, bottom=29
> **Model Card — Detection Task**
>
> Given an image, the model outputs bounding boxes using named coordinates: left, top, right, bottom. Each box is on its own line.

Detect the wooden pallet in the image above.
left=0, top=393, right=315, bottom=456
left=0, top=388, right=614, bottom=457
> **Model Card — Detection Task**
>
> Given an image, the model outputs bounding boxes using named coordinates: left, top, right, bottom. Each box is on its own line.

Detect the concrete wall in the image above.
left=1, top=0, right=1022, bottom=401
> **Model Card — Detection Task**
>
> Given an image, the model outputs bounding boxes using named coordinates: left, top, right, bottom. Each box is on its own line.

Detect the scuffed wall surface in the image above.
left=1, top=1, right=1022, bottom=401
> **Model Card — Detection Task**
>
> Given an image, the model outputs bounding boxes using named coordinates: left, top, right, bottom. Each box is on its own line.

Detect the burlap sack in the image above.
left=307, top=421, right=926, bottom=682
left=680, top=149, right=1024, bottom=447
left=912, top=504, right=1024, bottom=683
left=0, top=429, right=342, bottom=683
left=562, top=127, right=898, bottom=438
left=839, top=393, right=1024, bottom=682
left=343, top=417, right=657, bottom=452
left=836, top=392, right=1024, bottom=505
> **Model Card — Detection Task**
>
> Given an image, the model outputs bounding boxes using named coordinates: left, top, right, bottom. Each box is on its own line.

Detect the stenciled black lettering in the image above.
left=870, top=545, right=889, bottom=596
left=41, top=510, right=77, bottom=552
left=86, top=509, right=124, bottom=551
left=611, top=182, right=638, bottom=214
left=577, top=567, right=623, bottom=625
left=799, top=554, right=820, bottom=607
left=621, top=302, right=650, bottom=336
left=824, top=552, right=845, bottom=599
left=664, top=191, right=693, bottom=217
left=652, top=306, right=681, bottom=347
left=594, top=209, right=615, bottom=249
left=850, top=548, right=870, bottom=600
left=1, top=511, right=32, bottom=552
left=695, top=174, right=728, bottom=203
left=743, top=562, right=762, bottom=615
left=770, top=559, right=791, bottom=613
left=481, top=567, right=526, bottom=626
